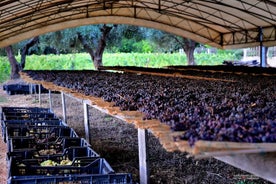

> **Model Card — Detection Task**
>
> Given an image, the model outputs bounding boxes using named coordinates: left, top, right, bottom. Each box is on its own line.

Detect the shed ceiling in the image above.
left=0, top=0, right=275, bottom=49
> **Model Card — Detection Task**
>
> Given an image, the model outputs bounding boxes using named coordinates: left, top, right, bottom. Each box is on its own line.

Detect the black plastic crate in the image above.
left=8, top=173, right=132, bottom=184
left=3, top=112, right=55, bottom=118
left=2, top=107, right=52, bottom=114
left=5, top=125, right=77, bottom=141
left=3, top=112, right=56, bottom=121
left=3, top=84, right=32, bottom=95
left=1, top=120, right=66, bottom=142
left=8, top=137, right=36, bottom=153
left=8, top=137, right=89, bottom=155
left=63, top=146, right=99, bottom=160
left=9, top=146, right=99, bottom=161
left=3, top=119, right=64, bottom=127
left=2, top=84, right=50, bottom=96
left=9, top=157, right=114, bottom=176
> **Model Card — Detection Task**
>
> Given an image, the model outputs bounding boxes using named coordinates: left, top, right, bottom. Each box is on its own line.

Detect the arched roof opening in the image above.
left=0, top=0, right=275, bottom=49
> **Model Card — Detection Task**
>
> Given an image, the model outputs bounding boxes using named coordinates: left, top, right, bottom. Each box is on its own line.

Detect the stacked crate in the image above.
left=1, top=106, right=132, bottom=184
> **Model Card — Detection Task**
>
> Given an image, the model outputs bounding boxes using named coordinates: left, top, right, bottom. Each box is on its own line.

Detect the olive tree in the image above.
left=146, top=29, right=200, bottom=65
left=5, top=37, right=39, bottom=79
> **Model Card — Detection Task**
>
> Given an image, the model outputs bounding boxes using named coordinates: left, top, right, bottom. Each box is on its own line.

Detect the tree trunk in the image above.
left=93, top=57, right=102, bottom=69
left=20, top=36, right=39, bottom=69
left=185, top=47, right=196, bottom=65
left=94, top=25, right=113, bottom=69
left=77, top=25, right=113, bottom=70
left=182, top=38, right=196, bottom=65
left=5, top=46, right=21, bottom=79
left=173, top=37, right=197, bottom=65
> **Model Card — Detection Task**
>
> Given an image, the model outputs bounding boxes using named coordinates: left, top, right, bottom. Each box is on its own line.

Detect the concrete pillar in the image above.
left=61, top=92, right=67, bottom=123
left=138, top=128, right=150, bottom=184
left=48, top=90, right=52, bottom=112
left=83, top=103, right=91, bottom=144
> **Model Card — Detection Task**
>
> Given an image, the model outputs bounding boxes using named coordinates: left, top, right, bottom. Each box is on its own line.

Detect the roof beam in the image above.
left=0, top=0, right=275, bottom=49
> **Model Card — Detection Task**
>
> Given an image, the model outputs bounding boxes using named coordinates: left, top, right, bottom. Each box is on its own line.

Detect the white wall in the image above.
left=243, top=47, right=276, bottom=67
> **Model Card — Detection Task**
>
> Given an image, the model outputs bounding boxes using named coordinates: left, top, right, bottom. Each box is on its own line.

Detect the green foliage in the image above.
left=217, top=48, right=244, bottom=60
left=119, top=39, right=154, bottom=53
left=133, top=40, right=154, bottom=53
left=233, top=49, right=244, bottom=60
left=0, top=57, right=10, bottom=82
left=102, top=53, right=184, bottom=67
left=195, top=52, right=236, bottom=65
left=0, top=51, right=237, bottom=83
left=119, top=38, right=135, bottom=53
left=102, top=52, right=232, bottom=67
left=24, top=54, right=94, bottom=70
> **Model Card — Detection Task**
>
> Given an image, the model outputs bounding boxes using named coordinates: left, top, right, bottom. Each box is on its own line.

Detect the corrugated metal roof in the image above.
left=0, top=0, right=275, bottom=49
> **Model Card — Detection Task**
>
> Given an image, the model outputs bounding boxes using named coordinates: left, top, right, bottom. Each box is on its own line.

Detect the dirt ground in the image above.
left=0, top=82, right=272, bottom=184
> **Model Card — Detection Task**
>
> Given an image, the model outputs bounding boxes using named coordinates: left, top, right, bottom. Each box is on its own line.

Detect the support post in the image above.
left=61, top=92, right=67, bottom=123
left=49, top=90, right=52, bottom=112
left=38, top=84, right=41, bottom=106
left=29, top=84, right=33, bottom=94
left=260, top=46, right=266, bottom=67
left=138, top=128, right=149, bottom=184
left=83, top=102, right=91, bottom=144
left=243, top=48, right=247, bottom=61
left=259, top=27, right=266, bottom=67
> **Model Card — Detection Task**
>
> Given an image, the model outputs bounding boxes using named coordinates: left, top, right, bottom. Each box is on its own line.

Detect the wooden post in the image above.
left=48, top=90, right=52, bottom=112
left=138, top=128, right=149, bottom=184
left=83, top=102, right=91, bottom=144
left=61, top=92, right=67, bottom=123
